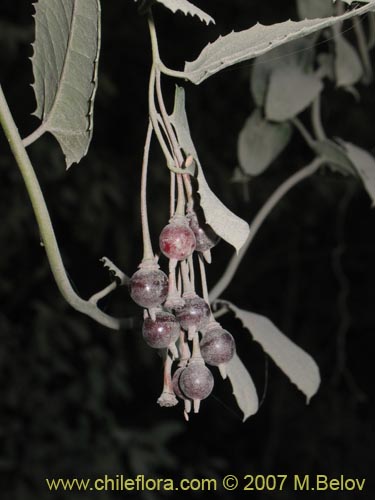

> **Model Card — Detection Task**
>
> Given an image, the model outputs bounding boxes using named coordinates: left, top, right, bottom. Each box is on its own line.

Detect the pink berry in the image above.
left=200, top=326, right=235, bottom=366
left=175, top=296, right=210, bottom=332
left=188, top=211, right=220, bottom=253
left=179, top=362, right=214, bottom=400
left=130, top=268, right=168, bottom=308
left=159, top=218, right=196, bottom=261
left=142, top=311, right=180, bottom=349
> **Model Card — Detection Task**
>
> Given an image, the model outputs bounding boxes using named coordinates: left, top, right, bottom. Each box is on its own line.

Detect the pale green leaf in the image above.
left=297, top=0, right=334, bottom=19
left=265, top=65, right=323, bottom=122
left=314, top=139, right=355, bottom=175
left=251, top=38, right=315, bottom=107
left=226, top=354, right=259, bottom=421
left=334, top=34, right=363, bottom=87
left=170, top=87, right=250, bottom=252
left=238, top=109, right=292, bottom=175
left=134, top=0, right=214, bottom=25
left=184, top=1, right=375, bottom=85
left=340, top=141, right=375, bottom=204
left=32, top=0, right=101, bottom=168
left=225, top=302, right=320, bottom=403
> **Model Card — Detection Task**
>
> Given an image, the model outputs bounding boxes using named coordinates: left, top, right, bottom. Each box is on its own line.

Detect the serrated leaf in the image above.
left=297, top=0, right=334, bottom=20
left=170, top=86, right=250, bottom=252
left=251, top=38, right=316, bottom=107
left=32, top=0, right=101, bottom=168
left=314, top=139, right=355, bottom=175
left=238, top=109, right=292, bottom=176
left=184, top=1, right=375, bottom=85
left=334, top=34, right=363, bottom=87
left=226, top=354, right=259, bottom=421
left=226, top=302, right=320, bottom=403
left=134, top=0, right=214, bottom=25
left=340, top=141, right=375, bottom=204
left=266, top=65, right=323, bottom=122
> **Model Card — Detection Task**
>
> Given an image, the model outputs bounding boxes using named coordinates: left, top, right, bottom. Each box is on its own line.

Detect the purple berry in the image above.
left=175, top=296, right=210, bottom=332
left=200, top=327, right=235, bottom=366
left=188, top=211, right=220, bottom=253
left=179, top=362, right=214, bottom=400
left=142, top=311, right=180, bottom=348
left=172, top=367, right=185, bottom=399
left=159, top=218, right=196, bottom=261
left=130, top=268, right=168, bottom=308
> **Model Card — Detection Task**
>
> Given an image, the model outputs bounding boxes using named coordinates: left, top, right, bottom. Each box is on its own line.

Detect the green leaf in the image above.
left=170, top=87, right=250, bottom=252
left=226, top=354, right=259, bottom=421
left=225, top=301, right=321, bottom=403
left=237, top=109, right=292, bottom=176
left=334, top=34, right=363, bottom=87
left=314, top=139, right=355, bottom=175
left=32, top=0, right=101, bottom=168
left=134, top=0, right=214, bottom=25
left=183, top=1, right=375, bottom=85
left=251, top=38, right=315, bottom=107
left=297, top=0, right=334, bottom=19
left=340, top=141, right=375, bottom=204
left=265, top=65, right=323, bottom=122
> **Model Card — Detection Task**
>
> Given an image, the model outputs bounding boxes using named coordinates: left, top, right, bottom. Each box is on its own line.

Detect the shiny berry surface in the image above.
left=142, top=311, right=180, bottom=349
left=159, top=222, right=196, bottom=261
left=175, top=296, right=210, bottom=332
left=200, top=327, right=235, bottom=366
left=130, top=268, right=168, bottom=308
left=188, top=212, right=219, bottom=253
left=179, top=363, right=214, bottom=400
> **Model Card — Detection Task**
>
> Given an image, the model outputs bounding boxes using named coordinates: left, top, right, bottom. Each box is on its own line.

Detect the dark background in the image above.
left=0, top=1, right=374, bottom=498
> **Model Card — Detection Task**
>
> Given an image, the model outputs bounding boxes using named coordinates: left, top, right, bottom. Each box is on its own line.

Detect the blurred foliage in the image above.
left=0, top=1, right=374, bottom=499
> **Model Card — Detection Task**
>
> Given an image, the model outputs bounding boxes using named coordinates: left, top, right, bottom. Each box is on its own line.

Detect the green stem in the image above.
left=0, top=84, right=120, bottom=330
left=209, top=157, right=325, bottom=302
left=140, top=121, right=155, bottom=261
left=353, top=17, right=373, bottom=84
left=311, top=95, right=326, bottom=141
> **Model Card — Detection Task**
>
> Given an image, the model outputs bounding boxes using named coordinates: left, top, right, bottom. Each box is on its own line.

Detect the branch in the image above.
left=0, top=84, right=120, bottom=330
left=209, top=157, right=325, bottom=302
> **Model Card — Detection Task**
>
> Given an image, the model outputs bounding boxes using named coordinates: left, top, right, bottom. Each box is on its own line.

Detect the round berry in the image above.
left=200, top=327, right=235, bottom=366
left=188, top=212, right=220, bottom=253
left=179, top=362, right=214, bottom=400
left=159, top=218, right=196, bottom=261
left=142, top=311, right=180, bottom=349
left=130, top=268, right=168, bottom=308
left=175, top=296, right=210, bottom=332
left=172, top=367, right=185, bottom=399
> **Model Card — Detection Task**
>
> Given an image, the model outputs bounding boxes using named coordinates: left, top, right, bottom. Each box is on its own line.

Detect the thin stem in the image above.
left=148, top=66, right=174, bottom=168
left=170, top=171, right=176, bottom=217
left=22, top=122, right=47, bottom=147
left=291, top=118, right=316, bottom=149
left=89, top=281, right=117, bottom=305
left=181, top=259, right=193, bottom=295
left=311, top=95, right=326, bottom=141
left=175, top=174, right=185, bottom=216
left=0, top=85, right=120, bottom=329
left=140, top=121, right=154, bottom=261
left=198, top=253, right=213, bottom=321
left=188, top=254, right=195, bottom=290
left=353, top=17, right=373, bottom=84
left=209, top=157, right=325, bottom=302
left=368, top=13, right=375, bottom=49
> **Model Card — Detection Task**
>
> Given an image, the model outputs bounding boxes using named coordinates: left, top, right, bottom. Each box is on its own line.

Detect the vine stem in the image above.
left=0, top=84, right=120, bottom=330
left=23, top=122, right=47, bottom=147
left=353, top=17, right=373, bottom=84
left=209, top=157, right=325, bottom=302
left=140, top=121, right=154, bottom=261
left=311, top=95, right=326, bottom=141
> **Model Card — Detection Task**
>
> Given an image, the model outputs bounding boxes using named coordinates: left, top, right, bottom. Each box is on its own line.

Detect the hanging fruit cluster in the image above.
left=128, top=154, right=236, bottom=418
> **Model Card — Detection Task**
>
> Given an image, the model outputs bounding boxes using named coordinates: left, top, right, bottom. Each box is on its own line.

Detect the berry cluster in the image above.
left=129, top=210, right=236, bottom=418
